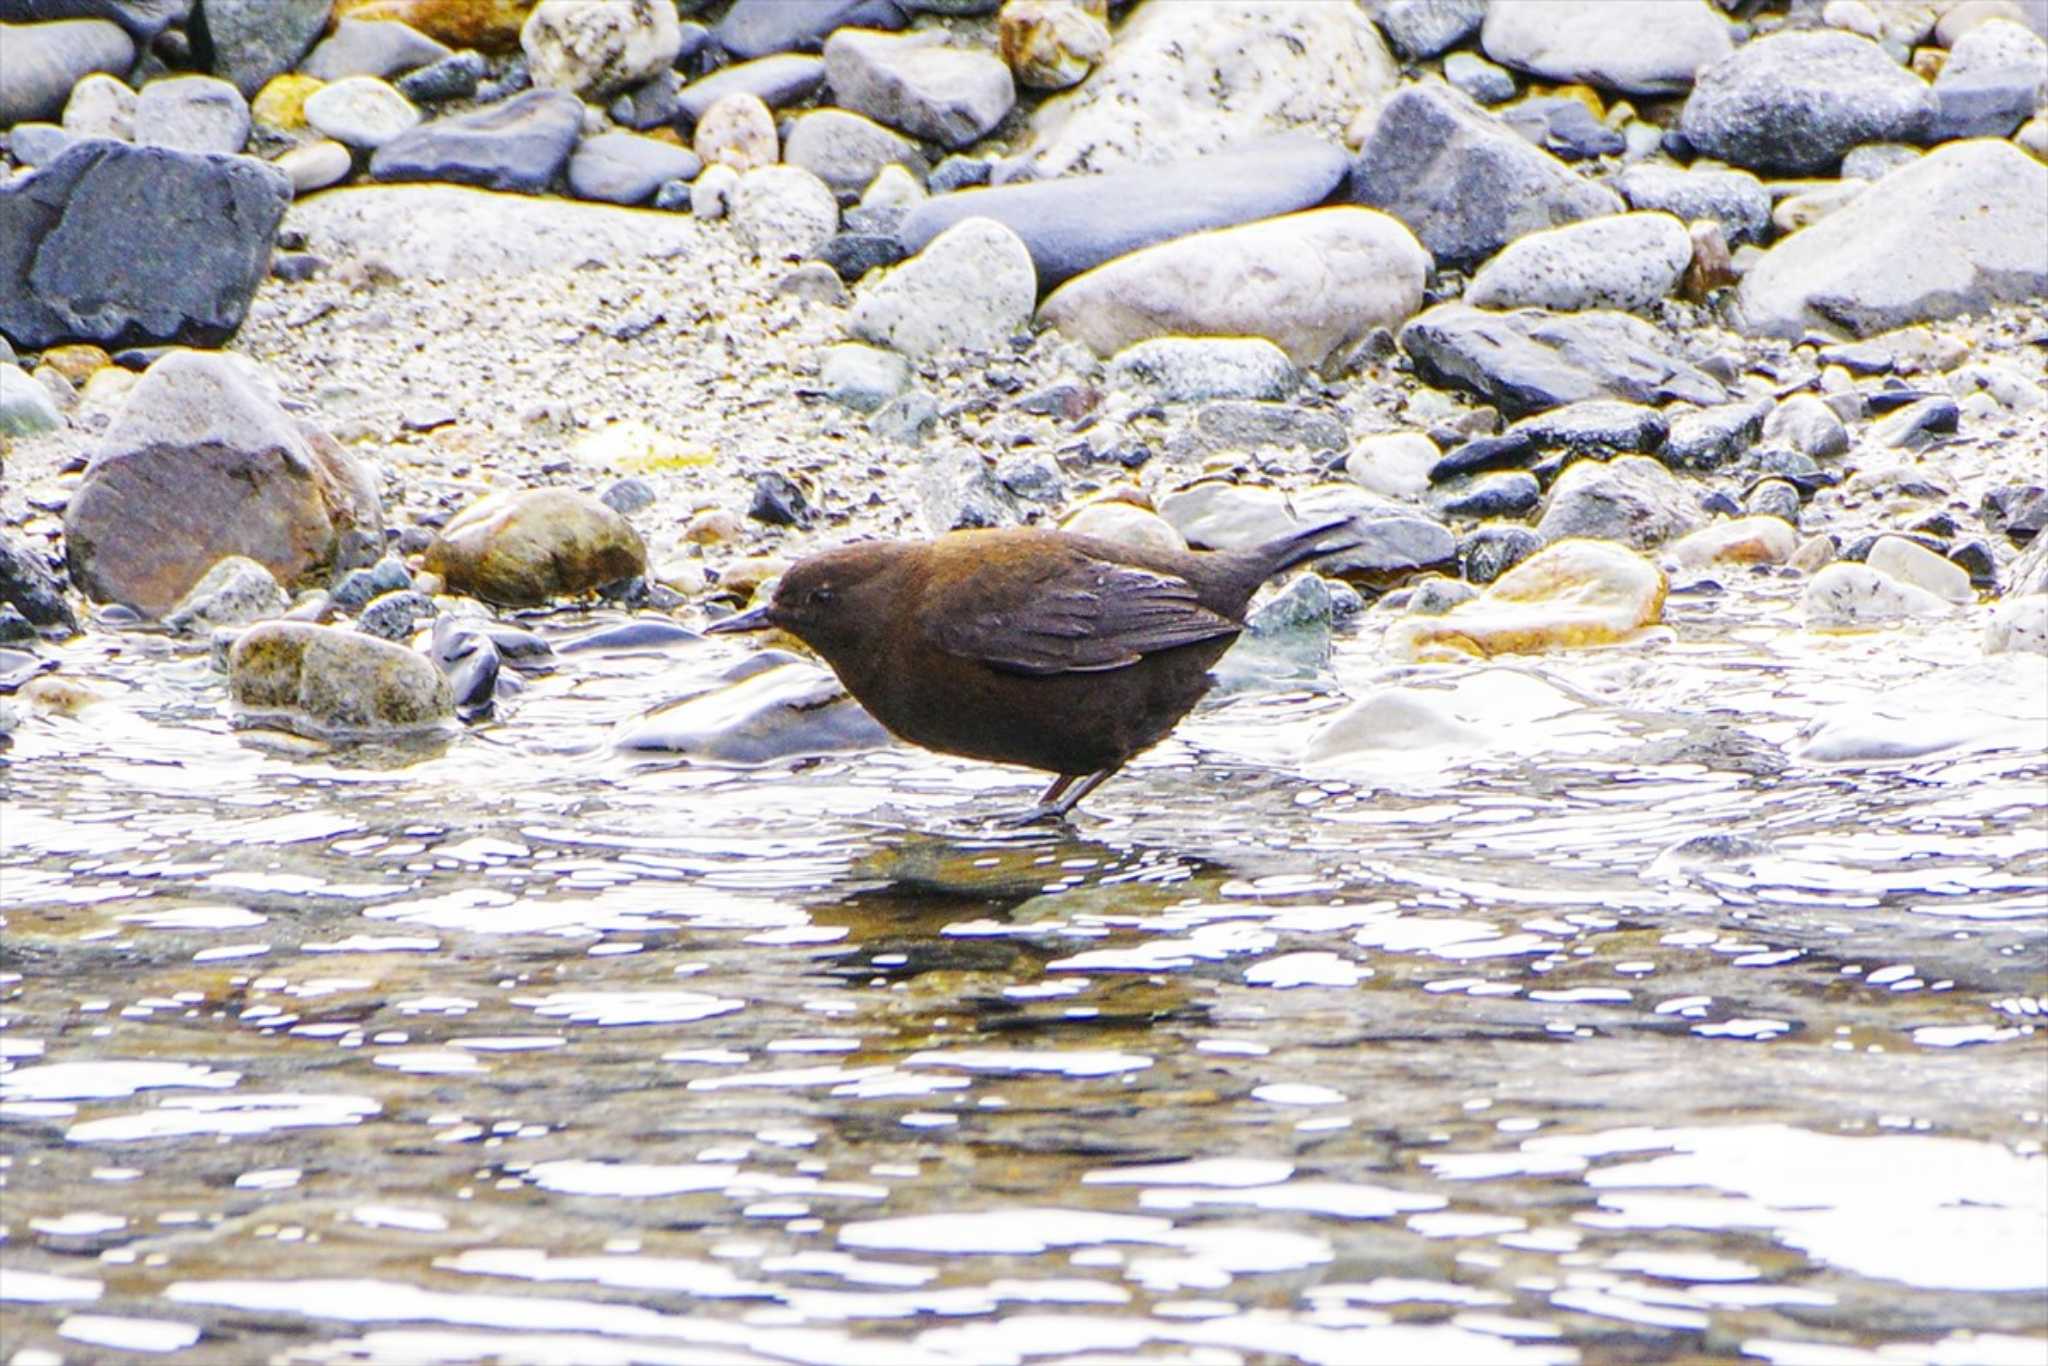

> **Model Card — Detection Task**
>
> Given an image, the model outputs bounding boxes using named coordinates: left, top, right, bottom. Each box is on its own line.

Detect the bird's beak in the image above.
left=706, top=603, right=775, bottom=635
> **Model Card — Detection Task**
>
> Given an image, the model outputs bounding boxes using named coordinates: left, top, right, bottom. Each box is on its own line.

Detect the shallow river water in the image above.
left=3, top=578, right=2044, bottom=1365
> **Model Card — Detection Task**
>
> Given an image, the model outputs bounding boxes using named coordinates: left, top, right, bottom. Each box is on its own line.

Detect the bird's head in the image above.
left=706, top=540, right=908, bottom=656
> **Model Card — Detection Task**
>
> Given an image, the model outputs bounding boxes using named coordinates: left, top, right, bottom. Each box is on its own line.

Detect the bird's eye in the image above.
left=808, top=587, right=836, bottom=607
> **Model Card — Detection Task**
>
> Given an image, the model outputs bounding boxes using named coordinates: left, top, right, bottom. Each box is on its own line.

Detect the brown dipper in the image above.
left=707, top=516, right=1363, bottom=821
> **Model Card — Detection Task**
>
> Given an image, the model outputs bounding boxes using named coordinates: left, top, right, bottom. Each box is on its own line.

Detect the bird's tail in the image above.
left=1251, top=516, right=1364, bottom=581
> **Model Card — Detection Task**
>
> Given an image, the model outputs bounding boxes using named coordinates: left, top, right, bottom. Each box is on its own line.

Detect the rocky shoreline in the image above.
left=2, top=0, right=2046, bottom=758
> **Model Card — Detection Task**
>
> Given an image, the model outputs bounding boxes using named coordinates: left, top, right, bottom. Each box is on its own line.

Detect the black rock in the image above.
left=0, top=142, right=289, bottom=350
left=900, top=134, right=1351, bottom=292
left=716, top=0, right=905, bottom=60
left=675, top=53, right=829, bottom=122
left=817, top=232, right=907, bottom=282
left=1429, top=430, right=1536, bottom=483
left=1743, top=478, right=1802, bottom=523
left=1871, top=395, right=1960, bottom=451
left=330, top=556, right=412, bottom=612
left=1434, top=471, right=1541, bottom=520
left=1460, top=524, right=1543, bottom=584
left=0, top=534, right=75, bottom=633
left=1662, top=399, right=1769, bottom=471
left=369, top=89, right=583, bottom=195
left=559, top=619, right=702, bottom=652
left=1947, top=539, right=1998, bottom=588
left=1400, top=304, right=1726, bottom=418
left=429, top=617, right=501, bottom=720
left=396, top=49, right=486, bottom=105
left=652, top=179, right=692, bottom=212
left=1511, top=399, right=1668, bottom=455
left=750, top=471, right=812, bottom=527
left=1981, top=484, right=2048, bottom=544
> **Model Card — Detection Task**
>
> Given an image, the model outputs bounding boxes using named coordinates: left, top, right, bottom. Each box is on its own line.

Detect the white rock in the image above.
left=1803, top=561, right=1954, bottom=627
left=61, top=72, right=135, bottom=140
left=1060, top=501, right=1187, bottom=556
left=1039, top=207, right=1428, bottom=371
left=1984, top=594, right=2048, bottom=655
left=692, top=163, right=739, bottom=220
left=1012, top=0, right=1399, bottom=177
left=303, top=76, right=421, bottom=150
left=1536, top=456, right=1703, bottom=549
left=132, top=74, right=250, bottom=154
left=730, top=165, right=840, bottom=262
left=275, top=139, right=354, bottom=194
left=522, top=0, right=682, bottom=99
left=860, top=163, right=926, bottom=215
left=1867, top=535, right=1975, bottom=604
left=1107, top=337, right=1300, bottom=403
left=823, top=27, right=1015, bottom=150
left=1345, top=431, right=1439, bottom=502
left=1480, top=0, right=1734, bottom=95
left=849, top=216, right=1036, bottom=360
left=694, top=91, right=778, bottom=172
left=1467, top=212, right=1692, bottom=314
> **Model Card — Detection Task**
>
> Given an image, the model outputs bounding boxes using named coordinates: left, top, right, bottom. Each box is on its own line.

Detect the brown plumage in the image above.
left=708, top=517, right=1362, bottom=820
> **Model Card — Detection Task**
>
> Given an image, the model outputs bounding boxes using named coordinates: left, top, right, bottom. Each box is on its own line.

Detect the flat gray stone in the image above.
left=1680, top=30, right=1937, bottom=174
left=1480, top=0, right=1733, bottom=95
left=1371, top=0, right=1486, bottom=60
left=1400, top=303, right=1728, bottom=417
left=301, top=16, right=451, bottom=82
left=714, top=0, right=905, bottom=61
left=201, top=0, right=331, bottom=96
left=369, top=88, right=583, bottom=194
left=783, top=108, right=927, bottom=197
left=0, top=18, right=132, bottom=125
left=823, top=27, right=1014, bottom=150
left=566, top=130, right=701, bottom=205
left=675, top=53, right=826, bottom=122
left=1614, top=163, right=1772, bottom=245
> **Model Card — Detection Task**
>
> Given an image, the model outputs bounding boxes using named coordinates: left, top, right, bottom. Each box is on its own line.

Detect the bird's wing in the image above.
left=925, top=553, right=1241, bottom=677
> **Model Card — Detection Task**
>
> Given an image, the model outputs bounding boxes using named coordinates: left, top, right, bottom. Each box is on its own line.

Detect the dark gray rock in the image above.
left=675, top=53, right=827, bottom=122
left=0, top=0, right=183, bottom=41
left=1680, top=31, right=1937, bottom=174
left=600, top=476, right=657, bottom=516
left=1982, top=484, right=2048, bottom=544
left=567, top=131, right=701, bottom=205
left=898, top=134, right=1350, bottom=291
left=1614, top=163, right=1772, bottom=246
left=1460, top=523, right=1543, bottom=583
left=1399, top=304, right=1727, bottom=418
left=0, top=17, right=133, bottom=125
left=0, top=141, right=289, bottom=350
left=1662, top=398, right=1769, bottom=471
left=824, top=27, right=1014, bottom=150
left=1444, top=51, right=1516, bottom=106
left=818, top=231, right=907, bottom=282
left=609, top=67, right=679, bottom=129
left=302, top=16, right=450, bottom=82
left=1372, top=0, right=1486, bottom=60
left=1511, top=399, right=1668, bottom=455
left=1744, top=478, right=1802, bottom=523
left=749, top=471, right=812, bottom=528
left=357, top=588, right=434, bottom=642
left=1871, top=395, right=1960, bottom=449
left=197, top=0, right=331, bottom=97
left=1433, top=470, right=1541, bottom=520
left=330, top=555, right=412, bottom=612
left=1502, top=95, right=1625, bottom=161
left=396, top=49, right=486, bottom=105
left=0, top=532, right=77, bottom=633
left=715, top=0, right=905, bottom=60
left=1349, top=81, right=1623, bottom=268
left=1930, top=19, right=2047, bottom=141
left=369, top=89, right=583, bottom=194
left=1430, top=431, right=1536, bottom=483
left=429, top=616, right=501, bottom=720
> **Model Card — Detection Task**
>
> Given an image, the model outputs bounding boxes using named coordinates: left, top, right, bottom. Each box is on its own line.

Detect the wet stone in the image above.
left=161, top=554, right=286, bottom=634
left=1432, top=471, right=1541, bottom=521
left=1804, top=560, right=1953, bottom=626
left=1663, top=399, right=1769, bottom=471
left=357, top=588, right=436, bottom=641
left=616, top=660, right=891, bottom=762
left=0, top=533, right=77, bottom=634
left=424, top=489, right=648, bottom=607
left=1392, top=536, right=1667, bottom=659
left=1511, top=399, right=1669, bottom=457
left=228, top=619, right=454, bottom=737
left=428, top=615, right=501, bottom=719
left=1400, top=305, right=1726, bottom=418
left=330, top=556, right=413, bottom=612
left=1744, top=479, right=1803, bottom=524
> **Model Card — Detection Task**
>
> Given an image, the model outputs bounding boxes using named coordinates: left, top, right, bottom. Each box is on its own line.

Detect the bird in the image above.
left=706, top=516, right=1363, bottom=822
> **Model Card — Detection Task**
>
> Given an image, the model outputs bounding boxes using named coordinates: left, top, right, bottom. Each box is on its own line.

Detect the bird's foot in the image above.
left=985, top=803, right=1071, bottom=829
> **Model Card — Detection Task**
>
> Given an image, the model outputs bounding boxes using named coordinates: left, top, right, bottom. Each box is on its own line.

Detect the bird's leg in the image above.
left=1044, top=767, right=1118, bottom=818
left=987, top=773, right=1087, bottom=827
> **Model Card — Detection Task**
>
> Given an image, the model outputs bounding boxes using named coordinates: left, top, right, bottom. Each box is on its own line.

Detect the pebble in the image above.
left=1346, top=431, right=1441, bottom=502
left=425, top=489, right=648, bottom=607
left=849, top=216, right=1035, bottom=359
left=521, top=0, right=682, bottom=99
left=1480, top=0, right=1735, bottom=94
left=820, top=342, right=912, bottom=412
left=1350, top=81, right=1624, bottom=268
left=715, top=0, right=907, bottom=62
left=1444, top=51, right=1517, bottom=105
left=132, top=75, right=251, bottom=155
left=676, top=54, right=827, bottom=122
left=616, top=660, right=891, bottom=762
left=1867, top=534, right=1975, bottom=603
left=330, top=556, right=414, bottom=612
left=903, top=133, right=1349, bottom=291
left=60, top=71, right=135, bottom=139
left=1744, top=479, right=1803, bottom=524
left=1107, top=338, right=1301, bottom=404
left=1981, top=484, right=2048, bottom=543
left=1666, top=516, right=1799, bottom=570
left=0, top=364, right=64, bottom=437
left=1536, top=456, right=1704, bottom=549
left=1839, top=142, right=1922, bottom=180
left=731, top=165, right=840, bottom=261
left=1663, top=399, right=1769, bottom=471
left=396, top=48, right=486, bottom=104
left=782, top=108, right=927, bottom=198
left=824, top=27, right=1015, bottom=151
left=1613, top=163, right=1772, bottom=245
left=0, top=18, right=133, bottom=126
left=1401, top=304, right=1727, bottom=417
left=1374, top=0, right=1487, bottom=60
left=1680, top=30, right=1938, bottom=173
left=1803, top=561, right=1954, bottom=626
left=304, top=76, right=422, bottom=150
left=370, top=88, right=585, bottom=193
left=998, top=0, right=1109, bottom=90
left=357, top=588, right=436, bottom=642
left=1433, top=471, right=1541, bottom=521
left=694, top=91, right=780, bottom=173
left=1391, top=537, right=1667, bottom=660
left=161, top=555, right=287, bottom=634
left=1501, top=94, right=1625, bottom=161
left=1763, top=394, right=1851, bottom=458
left=567, top=131, right=701, bottom=205
left=1466, top=211, right=1691, bottom=314
left=776, top=261, right=851, bottom=305
left=230, top=621, right=454, bottom=737
left=276, top=139, right=354, bottom=194
left=303, top=17, right=453, bottom=81
left=1983, top=594, right=2048, bottom=655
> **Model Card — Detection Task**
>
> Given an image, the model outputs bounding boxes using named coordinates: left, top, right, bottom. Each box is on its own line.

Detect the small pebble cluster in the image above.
left=1, top=0, right=2045, bottom=752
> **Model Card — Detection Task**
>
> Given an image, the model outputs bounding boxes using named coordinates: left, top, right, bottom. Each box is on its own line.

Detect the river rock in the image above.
left=1733, top=140, right=2048, bottom=338
left=694, top=91, right=778, bottom=172
left=1037, top=207, right=1428, bottom=372
left=0, top=1, right=185, bottom=42
left=274, top=139, right=353, bottom=193
left=1536, top=455, right=1703, bottom=549
left=850, top=215, right=1034, bottom=358
left=229, top=620, right=454, bottom=737
left=64, top=352, right=382, bottom=616
left=369, top=88, right=582, bottom=192
left=1467, top=212, right=1691, bottom=314
left=1400, top=304, right=1727, bottom=417
left=161, top=554, right=287, bottom=634
left=1983, top=594, right=2048, bottom=655
left=782, top=109, right=924, bottom=197
left=1763, top=393, right=1851, bottom=458
left=1059, top=501, right=1187, bottom=556
left=60, top=71, right=134, bottom=138
left=1617, top=166, right=1772, bottom=250
left=522, top=0, right=680, bottom=99
left=820, top=342, right=911, bottom=412
left=823, top=27, right=1014, bottom=151
left=1803, top=560, right=1954, bottom=626
left=194, top=0, right=327, bottom=96
left=132, top=74, right=250, bottom=154
left=732, top=164, right=840, bottom=261
left=1665, top=516, right=1799, bottom=570
left=1481, top=0, right=1733, bottom=95
left=899, top=134, right=1350, bottom=292
left=998, top=0, right=1107, bottom=90
left=1010, top=0, right=1397, bottom=178
left=1680, top=31, right=1938, bottom=173
left=424, top=489, right=647, bottom=607
left=1372, top=0, right=1486, bottom=60
left=1108, top=338, right=1300, bottom=403
left=1390, top=537, right=1667, bottom=660
left=0, top=18, right=133, bottom=126
left=1460, top=523, right=1544, bottom=583
left=0, top=363, right=63, bottom=435
left=1931, top=19, right=2047, bottom=140
left=0, top=534, right=76, bottom=634
left=1663, top=399, right=1768, bottom=471
left=396, top=48, right=484, bottom=103
left=1442, top=51, right=1516, bottom=105
left=1, top=142, right=289, bottom=349
left=567, top=130, right=700, bottom=204
left=715, top=0, right=906, bottom=61
left=1432, top=470, right=1541, bottom=521
left=617, top=660, right=891, bottom=763
left=331, top=0, right=531, bottom=52
left=302, top=16, right=451, bottom=81
left=304, top=75, right=420, bottom=148
left=1511, top=399, right=1668, bottom=456
left=1346, top=431, right=1440, bottom=501
left=1349, top=80, right=1625, bottom=269
left=676, top=54, right=827, bottom=122
left=1868, top=533, right=1975, bottom=602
